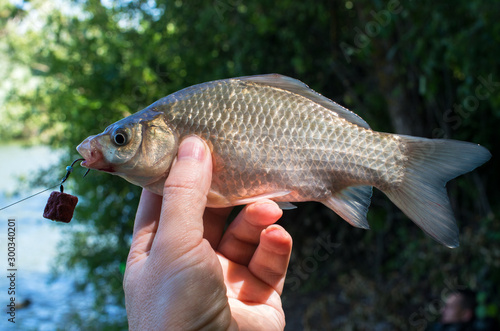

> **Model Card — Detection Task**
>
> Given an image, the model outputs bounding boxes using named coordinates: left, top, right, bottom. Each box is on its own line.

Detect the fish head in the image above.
left=77, top=109, right=178, bottom=193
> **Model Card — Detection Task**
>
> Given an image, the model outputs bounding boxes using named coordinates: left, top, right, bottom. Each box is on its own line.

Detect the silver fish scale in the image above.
left=158, top=79, right=406, bottom=203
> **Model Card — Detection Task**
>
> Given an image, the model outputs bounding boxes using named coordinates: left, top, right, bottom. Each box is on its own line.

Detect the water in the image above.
left=0, top=144, right=96, bottom=329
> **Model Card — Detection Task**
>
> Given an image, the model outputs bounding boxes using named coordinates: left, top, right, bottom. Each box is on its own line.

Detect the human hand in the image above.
left=123, top=136, right=293, bottom=330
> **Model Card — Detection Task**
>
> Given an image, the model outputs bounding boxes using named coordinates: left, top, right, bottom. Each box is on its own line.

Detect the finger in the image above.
left=203, top=207, right=233, bottom=249
left=248, top=224, right=292, bottom=295
left=127, top=189, right=162, bottom=264
left=151, top=136, right=212, bottom=259
left=218, top=200, right=283, bottom=265
left=132, top=189, right=162, bottom=238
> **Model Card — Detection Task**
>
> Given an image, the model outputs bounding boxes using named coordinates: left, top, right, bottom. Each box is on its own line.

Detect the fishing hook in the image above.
left=60, top=158, right=89, bottom=192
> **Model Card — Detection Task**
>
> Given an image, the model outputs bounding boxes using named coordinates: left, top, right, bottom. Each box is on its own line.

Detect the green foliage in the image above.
left=2, top=0, right=499, bottom=329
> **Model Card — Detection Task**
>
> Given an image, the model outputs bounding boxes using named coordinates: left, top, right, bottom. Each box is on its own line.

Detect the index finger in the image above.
left=218, top=200, right=283, bottom=265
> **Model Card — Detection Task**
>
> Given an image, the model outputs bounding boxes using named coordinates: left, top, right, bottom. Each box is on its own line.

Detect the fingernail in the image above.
left=177, top=136, right=206, bottom=161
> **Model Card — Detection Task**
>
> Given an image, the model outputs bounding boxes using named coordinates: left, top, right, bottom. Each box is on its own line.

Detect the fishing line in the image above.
left=0, top=185, right=60, bottom=211
left=0, top=158, right=89, bottom=212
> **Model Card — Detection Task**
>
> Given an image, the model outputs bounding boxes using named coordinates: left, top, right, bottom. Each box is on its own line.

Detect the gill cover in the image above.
left=92, top=109, right=178, bottom=188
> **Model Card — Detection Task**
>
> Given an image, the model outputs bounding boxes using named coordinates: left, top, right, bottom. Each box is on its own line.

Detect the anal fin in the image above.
left=322, top=186, right=373, bottom=229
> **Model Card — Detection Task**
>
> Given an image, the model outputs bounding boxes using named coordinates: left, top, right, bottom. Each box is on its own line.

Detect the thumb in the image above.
left=150, top=135, right=213, bottom=257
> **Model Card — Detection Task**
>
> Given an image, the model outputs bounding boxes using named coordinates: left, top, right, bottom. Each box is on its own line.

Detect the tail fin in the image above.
left=384, top=136, right=491, bottom=248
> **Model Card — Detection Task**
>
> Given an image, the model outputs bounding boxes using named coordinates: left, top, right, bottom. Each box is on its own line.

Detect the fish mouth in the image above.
left=76, top=137, right=116, bottom=173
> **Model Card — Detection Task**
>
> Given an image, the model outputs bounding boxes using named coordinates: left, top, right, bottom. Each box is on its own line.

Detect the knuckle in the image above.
left=162, top=183, right=208, bottom=211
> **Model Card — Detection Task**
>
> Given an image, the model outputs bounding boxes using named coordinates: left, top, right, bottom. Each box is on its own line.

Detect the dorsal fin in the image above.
left=237, top=74, right=370, bottom=129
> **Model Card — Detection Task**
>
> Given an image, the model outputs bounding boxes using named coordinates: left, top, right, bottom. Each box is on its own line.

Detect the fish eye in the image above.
left=112, top=128, right=129, bottom=146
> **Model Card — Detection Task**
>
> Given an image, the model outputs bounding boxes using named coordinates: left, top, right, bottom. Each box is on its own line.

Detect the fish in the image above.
left=77, top=74, right=491, bottom=248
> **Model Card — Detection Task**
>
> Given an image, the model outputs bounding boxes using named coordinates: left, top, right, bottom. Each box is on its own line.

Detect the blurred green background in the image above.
left=1, top=0, right=499, bottom=329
